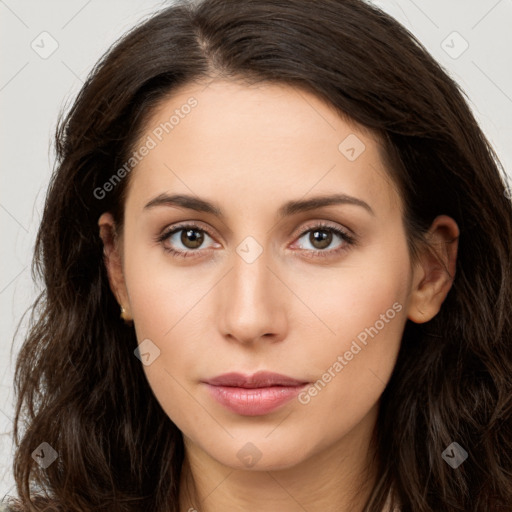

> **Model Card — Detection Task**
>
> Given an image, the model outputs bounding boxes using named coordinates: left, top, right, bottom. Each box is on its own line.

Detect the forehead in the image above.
left=124, top=79, right=401, bottom=218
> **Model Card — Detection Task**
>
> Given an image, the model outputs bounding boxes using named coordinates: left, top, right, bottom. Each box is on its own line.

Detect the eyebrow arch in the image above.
left=143, top=193, right=375, bottom=218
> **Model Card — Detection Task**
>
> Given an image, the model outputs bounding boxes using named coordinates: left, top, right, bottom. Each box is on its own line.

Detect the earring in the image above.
left=120, top=306, right=132, bottom=322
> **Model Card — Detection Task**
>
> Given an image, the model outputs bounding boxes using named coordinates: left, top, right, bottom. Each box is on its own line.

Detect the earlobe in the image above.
left=407, top=215, right=459, bottom=324
left=98, top=212, right=132, bottom=321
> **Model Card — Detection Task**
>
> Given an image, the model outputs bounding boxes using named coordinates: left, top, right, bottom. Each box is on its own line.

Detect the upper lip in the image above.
left=204, top=371, right=309, bottom=388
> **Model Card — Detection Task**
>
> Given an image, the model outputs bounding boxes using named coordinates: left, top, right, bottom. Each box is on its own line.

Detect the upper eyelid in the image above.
left=296, top=221, right=352, bottom=236
left=162, top=221, right=216, bottom=239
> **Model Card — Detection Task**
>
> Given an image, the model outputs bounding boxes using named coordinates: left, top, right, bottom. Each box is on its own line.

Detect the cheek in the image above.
left=122, top=236, right=186, bottom=351
left=122, top=231, right=204, bottom=336
left=305, top=232, right=409, bottom=341
left=123, top=247, right=212, bottom=433
left=296, top=236, right=410, bottom=418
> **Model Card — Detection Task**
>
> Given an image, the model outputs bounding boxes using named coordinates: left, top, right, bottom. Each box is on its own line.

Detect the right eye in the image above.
left=156, top=223, right=219, bottom=258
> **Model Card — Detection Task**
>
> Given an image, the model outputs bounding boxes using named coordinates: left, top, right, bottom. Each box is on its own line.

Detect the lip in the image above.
left=203, top=371, right=309, bottom=416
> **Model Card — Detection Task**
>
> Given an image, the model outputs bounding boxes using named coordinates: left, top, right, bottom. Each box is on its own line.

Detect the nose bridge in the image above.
left=218, top=238, right=286, bottom=344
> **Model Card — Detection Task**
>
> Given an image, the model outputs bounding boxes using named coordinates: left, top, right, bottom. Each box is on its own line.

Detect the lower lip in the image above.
left=205, top=383, right=308, bottom=416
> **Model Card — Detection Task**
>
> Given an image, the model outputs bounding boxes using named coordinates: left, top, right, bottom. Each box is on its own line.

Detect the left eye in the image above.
left=293, top=224, right=355, bottom=255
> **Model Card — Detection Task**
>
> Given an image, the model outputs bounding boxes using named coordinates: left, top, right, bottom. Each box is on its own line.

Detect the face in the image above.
left=99, top=79, right=456, bottom=472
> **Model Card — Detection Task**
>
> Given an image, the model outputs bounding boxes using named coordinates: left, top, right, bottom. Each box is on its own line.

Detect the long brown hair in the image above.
left=7, top=0, right=512, bottom=510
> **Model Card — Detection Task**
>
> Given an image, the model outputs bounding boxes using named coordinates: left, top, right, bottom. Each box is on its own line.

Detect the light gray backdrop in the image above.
left=1, top=0, right=511, bottom=501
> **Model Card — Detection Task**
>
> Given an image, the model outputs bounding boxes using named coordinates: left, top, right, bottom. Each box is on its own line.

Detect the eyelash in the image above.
left=155, top=221, right=357, bottom=260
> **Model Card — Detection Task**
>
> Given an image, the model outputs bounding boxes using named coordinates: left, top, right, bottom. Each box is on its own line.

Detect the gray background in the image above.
left=1, top=0, right=511, bottom=501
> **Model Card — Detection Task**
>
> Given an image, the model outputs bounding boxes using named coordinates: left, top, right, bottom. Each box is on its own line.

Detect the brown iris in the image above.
left=180, top=228, right=204, bottom=249
left=309, top=229, right=332, bottom=250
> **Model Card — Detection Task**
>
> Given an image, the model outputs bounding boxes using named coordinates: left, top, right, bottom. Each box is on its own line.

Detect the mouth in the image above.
left=202, top=371, right=310, bottom=416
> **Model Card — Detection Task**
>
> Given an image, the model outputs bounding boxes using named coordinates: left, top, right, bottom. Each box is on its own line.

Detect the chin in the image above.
left=199, top=433, right=317, bottom=471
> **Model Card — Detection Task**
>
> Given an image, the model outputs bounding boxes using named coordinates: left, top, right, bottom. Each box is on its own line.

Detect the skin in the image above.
left=99, top=79, right=459, bottom=512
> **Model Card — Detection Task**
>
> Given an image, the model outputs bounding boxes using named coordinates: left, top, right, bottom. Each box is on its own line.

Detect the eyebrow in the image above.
left=143, top=192, right=375, bottom=218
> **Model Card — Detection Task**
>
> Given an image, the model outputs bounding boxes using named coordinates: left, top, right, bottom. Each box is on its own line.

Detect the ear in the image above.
left=407, top=215, right=459, bottom=324
left=98, top=212, right=132, bottom=321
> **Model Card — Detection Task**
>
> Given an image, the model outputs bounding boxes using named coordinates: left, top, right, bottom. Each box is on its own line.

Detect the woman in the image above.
left=5, top=0, right=512, bottom=510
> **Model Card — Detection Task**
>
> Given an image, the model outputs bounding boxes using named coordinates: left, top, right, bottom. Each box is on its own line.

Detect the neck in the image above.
left=178, top=404, right=380, bottom=512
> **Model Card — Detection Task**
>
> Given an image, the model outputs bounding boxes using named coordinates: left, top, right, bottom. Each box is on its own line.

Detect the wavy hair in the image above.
left=7, top=0, right=512, bottom=510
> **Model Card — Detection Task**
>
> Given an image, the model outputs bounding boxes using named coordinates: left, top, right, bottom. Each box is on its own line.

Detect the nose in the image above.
left=218, top=247, right=288, bottom=346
